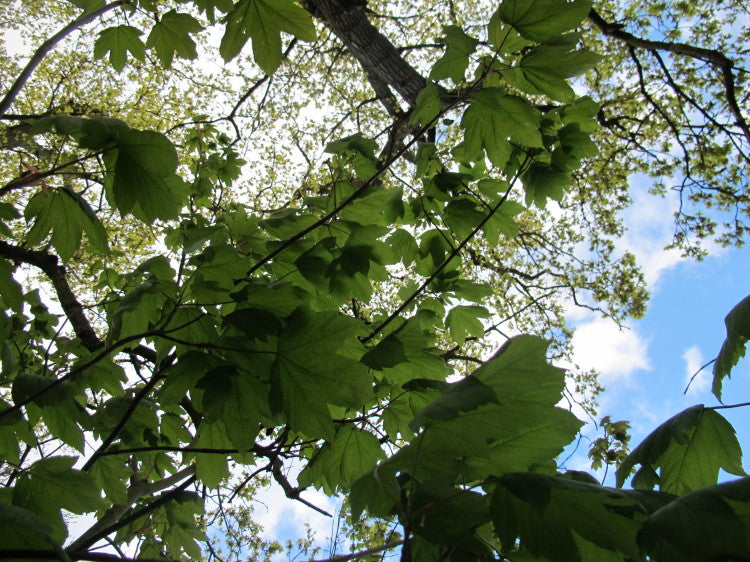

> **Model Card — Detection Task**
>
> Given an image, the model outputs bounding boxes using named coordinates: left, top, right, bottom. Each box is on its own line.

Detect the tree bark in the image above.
left=306, top=0, right=427, bottom=106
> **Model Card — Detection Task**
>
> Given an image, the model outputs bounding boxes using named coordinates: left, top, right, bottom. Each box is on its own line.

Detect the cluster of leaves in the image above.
left=0, top=0, right=748, bottom=561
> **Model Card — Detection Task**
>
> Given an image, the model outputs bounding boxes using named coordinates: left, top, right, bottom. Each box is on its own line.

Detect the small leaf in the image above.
left=521, top=162, right=569, bottom=207
left=410, top=83, right=443, bottom=127
left=445, top=304, right=490, bottom=345
left=0, top=258, right=23, bottom=312
left=24, top=187, right=108, bottom=261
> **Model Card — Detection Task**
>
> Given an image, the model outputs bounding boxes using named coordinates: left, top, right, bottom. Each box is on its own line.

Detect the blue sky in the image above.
left=565, top=181, right=750, bottom=481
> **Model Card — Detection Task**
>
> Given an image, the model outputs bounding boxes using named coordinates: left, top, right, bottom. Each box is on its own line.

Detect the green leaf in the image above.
left=639, top=477, right=750, bottom=562
left=196, top=367, right=262, bottom=451
left=461, top=88, right=543, bottom=167
left=409, top=375, right=498, bottom=430
left=504, top=42, right=602, bottom=102
left=410, top=83, right=443, bottom=127
left=521, top=162, right=569, bottom=207
left=498, top=0, right=593, bottom=42
left=0, top=503, right=58, bottom=550
left=192, top=421, right=231, bottom=488
left=14, top=456, right=101, bottom=518
left=220, top=0, right=316, bottom=72
left=269, top=308, right=371, bottom=440
left=24, top=187, right=108, bottom=261
left=298, top=425, right=384, bottom=492
left=93, top=25, right=146, bottom=72
left=90, top=456, right=132, bottom=505
left=106, top=128, right=182, bottom=222
left=491, top=472, right=648, bottom=560
left=713, top=293, right=750, bottom=399
left=12, top=372, right=77, bottom=408
left=616, top=405, right=746, bottom=493
left=146, top=10, right=202, bottom=66
left=445, top=304, right=490, bottom=345
left=429, top=25, right=480, bottom=84
left=0, top=258, right=23, bottom=312
left=473, top=336, right=567, bottom=405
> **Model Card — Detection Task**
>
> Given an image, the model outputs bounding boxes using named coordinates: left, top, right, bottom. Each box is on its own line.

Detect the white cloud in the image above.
left=570, top=318, right=651, bottom=385
left=616, top=185, right=683, bottom=287
left=683, top=345, right=710, bottom=395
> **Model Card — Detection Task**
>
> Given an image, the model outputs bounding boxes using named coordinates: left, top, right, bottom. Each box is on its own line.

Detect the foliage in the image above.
left=0, top=0, right=748, bottom=561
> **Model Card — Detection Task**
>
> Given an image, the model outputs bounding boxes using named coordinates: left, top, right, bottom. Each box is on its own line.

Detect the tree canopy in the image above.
left=0, top=0, right=749, bottom=560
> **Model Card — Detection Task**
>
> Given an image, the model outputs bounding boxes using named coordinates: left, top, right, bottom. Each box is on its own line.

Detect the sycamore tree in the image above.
left=0, top=0, right=749, bottom=560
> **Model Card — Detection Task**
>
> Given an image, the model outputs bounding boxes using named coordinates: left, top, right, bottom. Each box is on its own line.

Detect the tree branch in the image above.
left=67, top=469, right=197, bottom=552
left=0, top=1, right=128, bottom=117
left=312, top=540, right=406, bottom=562
left=0, top=240, right=101, bottom=350
left=588, top=8, right=750, bottom=144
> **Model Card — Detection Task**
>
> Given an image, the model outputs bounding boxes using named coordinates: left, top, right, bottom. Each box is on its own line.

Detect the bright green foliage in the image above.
left=93, top=25, right=147, bottom=72
left=616, top=405, right=746, bottom=493
left=220, top=0, right=317, bottom=72
left=713, top=294, right=750, bottom=398
left=0, top=0, right=748, bottom=560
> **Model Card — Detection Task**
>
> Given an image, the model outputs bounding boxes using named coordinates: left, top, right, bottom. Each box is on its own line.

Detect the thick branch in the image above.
left=0, top=240, right=101, bottom=350
left=0, top=1, right=127, bottom=116
left=306, top=0, right=427, bottom=106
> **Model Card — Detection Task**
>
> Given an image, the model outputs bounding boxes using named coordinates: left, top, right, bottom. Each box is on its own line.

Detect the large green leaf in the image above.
left=491, top=472, right=651, bottom=560
left=429, top=25, right=480, bottom=84
left=0, top=503, right=58, bottom=550
left=409, top=375, right=498, bottom=431
left=461, top=88, right=543, bottom=167
left=298, top=425, right=385, bottom=492
left=504, top=40, right=602, bottom=102
left=713, top=293, right=750, bottom=399
left=498, top=0, right=593, bottom=42
left=13, top=456, right=102, bottom=541
left=269, top=308, right=371, bottom=440
left=473, top=335, right=567, bottom=406
left=0, top=257, right=23, bottom=312
left=220, top=0, right=316, bottom=72
left=93, top=25, right=146, bottom=72
left=638, top=477, right=750, bottom=562
left=105, top=128, right=183, bottom=223
left=616, top=405, right=745, bottom=494
left=24, top=187, right=108, bottom=261
left=147, top=10, right=203, bottom=66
